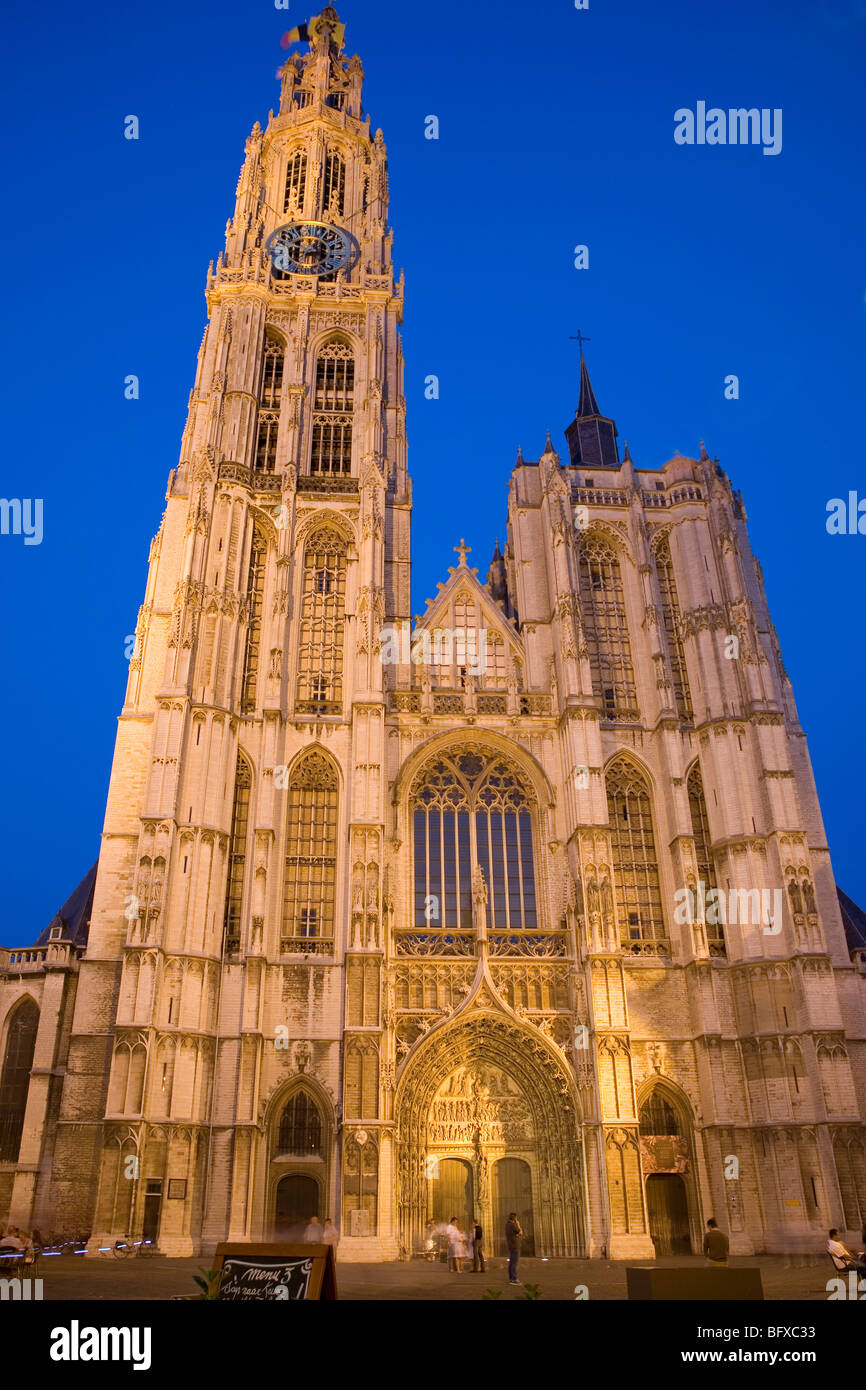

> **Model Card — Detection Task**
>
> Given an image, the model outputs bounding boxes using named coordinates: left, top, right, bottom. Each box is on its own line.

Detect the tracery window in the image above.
left=687, top=765, right=723, bottom=944
left=282, top=752, right=338, bottom=943
left=276, top=1091, right=323, bottom=1155
left=654, top=535, right=692, bottom=720
left=0, top=999, right=39, bottom=1161
left=412, top=750, right=537, bottom=930
left=323, top=150, right=346, bottom=215
left=241, top=528, right=267, bottom=712
left=577, top=538, right=638, bottom=721
left=310, top=339, right=354, bottom=476
left=296, top=528, right=347, bottom=713
left=639, top=1092, right=680, bottom=1135
left=283, top=149, right=308, bottom=214
left=483, top=633, right=508, bottom=687
left=255, top=333, right=284, bottom=473
left=223, top=755, right=252, bottom=952
left=606, top=757, right=665, bottom=943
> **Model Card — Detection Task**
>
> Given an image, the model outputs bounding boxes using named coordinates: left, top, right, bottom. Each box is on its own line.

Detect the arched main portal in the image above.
left=395, top=1012, right=584, bottom=1258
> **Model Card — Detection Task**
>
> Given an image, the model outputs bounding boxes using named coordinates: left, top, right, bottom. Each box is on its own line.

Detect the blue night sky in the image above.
left=0, top=0, right=863, bottom=943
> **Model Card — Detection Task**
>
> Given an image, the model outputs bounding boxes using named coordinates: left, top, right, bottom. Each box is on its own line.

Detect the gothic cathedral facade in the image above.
left=3, top=9, right=866, bottom=1262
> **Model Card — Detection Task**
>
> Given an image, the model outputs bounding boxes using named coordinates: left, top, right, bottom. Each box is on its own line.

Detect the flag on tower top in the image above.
left=280, top=11, right=346, bottom=49
left=280, top=24, right=309, bottom=48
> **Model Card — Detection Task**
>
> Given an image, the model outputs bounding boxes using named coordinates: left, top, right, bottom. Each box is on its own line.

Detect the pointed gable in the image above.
left=416, top=550, right=523, bottom=690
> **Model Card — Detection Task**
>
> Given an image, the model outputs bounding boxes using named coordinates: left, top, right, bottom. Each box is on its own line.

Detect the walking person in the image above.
left=702, top=1218, right=729, bottom=1265
left=471, top=1216, right=486, bottom=1273
left=505, top=1211, right=523, bottom=1285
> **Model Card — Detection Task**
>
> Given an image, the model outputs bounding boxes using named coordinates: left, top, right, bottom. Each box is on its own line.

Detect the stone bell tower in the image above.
left=46, top=9, right=410, bottom=1255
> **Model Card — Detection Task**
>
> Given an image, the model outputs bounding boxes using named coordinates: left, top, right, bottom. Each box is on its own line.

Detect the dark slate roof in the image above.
left=33, top=862, right=98, bottom=947
left=838, top=887, right=866, bottom=953
left=577, top=353, right=601, bottom=418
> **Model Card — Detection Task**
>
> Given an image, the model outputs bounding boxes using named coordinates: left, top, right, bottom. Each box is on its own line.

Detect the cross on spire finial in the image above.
left=454, top=538, right=471, bottom=565
left=569, top=329, right=591, bottom=356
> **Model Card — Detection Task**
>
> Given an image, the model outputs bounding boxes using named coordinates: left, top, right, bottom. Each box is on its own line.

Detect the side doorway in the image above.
left=645, top=1173, right=691, bottom=1256
left=274, top=1173, right=320, bottom=1240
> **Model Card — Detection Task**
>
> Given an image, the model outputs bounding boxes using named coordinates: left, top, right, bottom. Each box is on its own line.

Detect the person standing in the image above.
left=447, top=1216, right=467, bottom=1273
left=303, top=1215, right=323, bottom=1243
left=702, top=1218, right=729, bottom=1265
left=471, top=1216, right=486, bottom=1273
left=322, top=1219, right=340, bottom=1260
left=505, top=1212, right=522, bottom=1285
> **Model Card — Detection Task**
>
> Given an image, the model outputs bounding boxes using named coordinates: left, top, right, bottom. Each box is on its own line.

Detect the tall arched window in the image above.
left=654, top=535, right=692, bottom=720
left=254, top=333, right=284, bottom=474
left=323, top=150, right=345, bottom=216
left=283, top=752, right=339, bottom=943
left=283, top=149, right=307, bottom=214
left=310, top=339, right=354, bottom=476
left=223, top=755, right=252, bottom=952
left=606, top=757, right=665, bottom=944
left=412, top=749, right=537, bottom=930
left=639, top=1092, right=680, bottom=1135
left=276, top=1091, right=323, bottom=1155
left=0, top=999, right=39, bottom=1160
left=296, top=527, right=347, bottom=713
left=578, top=538, right=638, bottom=721
left=687, top=764, right=722, bottom=946
left=241, top=527, right=267, bottom=713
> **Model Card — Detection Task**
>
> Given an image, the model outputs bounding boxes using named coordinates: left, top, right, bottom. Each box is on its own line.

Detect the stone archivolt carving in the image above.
left=427, top=1064, right=533, bottom=1146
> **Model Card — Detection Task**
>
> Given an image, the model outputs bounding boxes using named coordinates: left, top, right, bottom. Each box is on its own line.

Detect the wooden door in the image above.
left=431, top=1158, right=474, bottom=1228
left=492, top=1158, right=535, bottom=1256
left=275, top=1174, right=320, bottom=1237
left=645, top=1173, right=691, bottom=1256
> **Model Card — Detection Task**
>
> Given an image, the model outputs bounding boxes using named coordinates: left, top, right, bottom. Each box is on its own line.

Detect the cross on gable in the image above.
left=453, top=538, right=471, bottom=566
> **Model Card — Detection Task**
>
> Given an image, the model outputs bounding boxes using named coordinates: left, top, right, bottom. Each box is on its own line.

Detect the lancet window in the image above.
left=282, top=752, right=339, bottom=943
left=310, top=339, right=354, bottom=476
left=606, top=757, right=665, bottom=944
left=254, top=333, right=284, bottom=473
left=655, top=535, right=692, bottom=719
left=223, top=755, right=252, bottom=952
left=578, top=538, right=638, bottom=721
left=295, top=528, right=347, bottom=713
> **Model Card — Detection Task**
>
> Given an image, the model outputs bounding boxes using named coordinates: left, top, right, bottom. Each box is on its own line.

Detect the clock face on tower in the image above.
left=266, top=221, right=360, bottom=278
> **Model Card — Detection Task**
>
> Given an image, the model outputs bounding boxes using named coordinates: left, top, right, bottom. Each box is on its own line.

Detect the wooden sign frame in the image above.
left=213, top=1243, right=338, bottom=1301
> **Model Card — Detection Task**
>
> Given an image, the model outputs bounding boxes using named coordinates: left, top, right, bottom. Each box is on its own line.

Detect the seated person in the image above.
left=827, top=1229, right=866, bottom=1273
left=0, top=1228, right=26, bottom=1256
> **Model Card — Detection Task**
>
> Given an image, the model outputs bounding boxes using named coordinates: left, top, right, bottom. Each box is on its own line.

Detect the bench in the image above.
left=627, top=1265, right=764, bottom=1300
left=0, top=1249, right=39, bottom=1278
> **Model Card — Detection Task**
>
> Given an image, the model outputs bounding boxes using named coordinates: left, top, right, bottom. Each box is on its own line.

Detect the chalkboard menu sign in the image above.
left=213, top=1244, right=337, bottom=1301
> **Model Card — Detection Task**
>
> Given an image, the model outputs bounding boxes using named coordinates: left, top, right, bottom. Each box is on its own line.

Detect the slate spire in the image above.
left=565, top=350, right=620, bottom=470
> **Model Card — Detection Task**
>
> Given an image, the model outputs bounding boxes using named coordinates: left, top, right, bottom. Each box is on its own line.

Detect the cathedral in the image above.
left=3, top=8, right=866, bottom=1264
